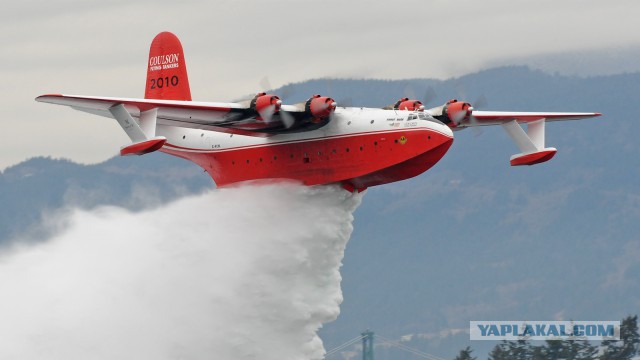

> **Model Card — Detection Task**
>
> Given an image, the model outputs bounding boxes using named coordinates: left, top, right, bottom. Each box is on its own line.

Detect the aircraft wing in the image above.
left=35, top=94, right=313, bottom=137
left=458, top=111, right=601, bottom=128
left=451, top=110, right=601, bottom=166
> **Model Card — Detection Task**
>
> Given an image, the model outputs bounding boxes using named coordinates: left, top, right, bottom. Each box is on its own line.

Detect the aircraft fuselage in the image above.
left=160, top=107, right=454, bottom=191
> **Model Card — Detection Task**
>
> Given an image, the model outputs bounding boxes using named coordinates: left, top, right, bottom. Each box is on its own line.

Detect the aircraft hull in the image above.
left=161, top=127, right=453, bottom=190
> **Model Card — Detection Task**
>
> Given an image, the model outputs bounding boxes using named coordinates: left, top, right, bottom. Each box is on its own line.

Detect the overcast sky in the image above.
left=2, top=0, right=640, bottom=170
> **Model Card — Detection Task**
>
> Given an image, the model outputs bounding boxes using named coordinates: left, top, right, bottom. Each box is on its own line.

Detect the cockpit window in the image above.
left=409, top=114, right=417, bottom=120
left=418, top=113, right=428, bottom=120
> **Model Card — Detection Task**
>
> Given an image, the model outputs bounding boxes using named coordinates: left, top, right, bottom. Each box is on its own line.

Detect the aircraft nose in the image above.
left=426, top=123, right=454, bottom=158
left=433, top=127, right=454, bottom=148
left=435, top=120, right=454, bottom=139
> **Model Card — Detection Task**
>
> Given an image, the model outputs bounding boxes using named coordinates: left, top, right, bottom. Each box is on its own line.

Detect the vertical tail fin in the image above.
left=145, top=32, right=191, bottom=101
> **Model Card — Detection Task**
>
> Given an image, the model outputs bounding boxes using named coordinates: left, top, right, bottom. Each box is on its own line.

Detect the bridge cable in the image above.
left=324, top=335, right=366, bottom=358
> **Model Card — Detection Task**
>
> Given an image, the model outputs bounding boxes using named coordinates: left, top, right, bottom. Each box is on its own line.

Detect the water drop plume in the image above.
left=0, top=183, right=363, bottom=360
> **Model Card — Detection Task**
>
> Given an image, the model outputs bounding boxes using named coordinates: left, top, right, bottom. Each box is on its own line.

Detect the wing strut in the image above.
left=108, top=104, right=166, bottom=156
left=501, top=119, right=557, bottom=166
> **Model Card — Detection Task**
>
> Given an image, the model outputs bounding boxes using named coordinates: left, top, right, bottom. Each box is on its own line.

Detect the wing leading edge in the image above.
left=459, top=110, right=601, bottom=128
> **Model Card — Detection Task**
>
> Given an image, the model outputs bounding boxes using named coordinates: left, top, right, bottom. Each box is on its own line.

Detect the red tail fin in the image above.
left=145, top=32, right=191, bottom=101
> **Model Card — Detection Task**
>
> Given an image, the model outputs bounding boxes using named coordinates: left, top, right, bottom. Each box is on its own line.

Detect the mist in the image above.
left=0, top=183, right=363, bottom=360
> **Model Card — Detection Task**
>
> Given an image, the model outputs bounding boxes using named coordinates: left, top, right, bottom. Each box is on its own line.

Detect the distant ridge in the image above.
left=0, top=153, right=212, bottom=243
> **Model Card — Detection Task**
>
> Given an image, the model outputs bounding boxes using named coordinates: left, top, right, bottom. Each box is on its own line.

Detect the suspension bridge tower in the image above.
left=361, top=330, right=374, bottom=360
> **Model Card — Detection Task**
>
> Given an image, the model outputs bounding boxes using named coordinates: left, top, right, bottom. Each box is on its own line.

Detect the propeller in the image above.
left=258, top=76, right=297, bottom=101
left=258, top=76, right=300, bottom=128
left=403, top=83, right=438, bottom=105
left=388, top=83, right=437, bottom=110
left=473, top=93, right=488, bottom=109
left=468, top=94, right=488, bottom=137
left=450, top=80, right=490, bottom=136
left=279, top=109, right=295, bottom=128
left=250, top=92, right=284, bottom=126
left=233, top=76, right=294, bottom=103
left=306, top=94, right=337, bottom=122
left=454, top=81, right=488, bottom=111
left=259, top=76, right=272, bottom=92
left=257, top=103, right=280, bottom=124
left=422, top=85, right=437, bottom=105
left=403, top=83, right=417, bottom=101
left=323, top=78, right=352, bottom=108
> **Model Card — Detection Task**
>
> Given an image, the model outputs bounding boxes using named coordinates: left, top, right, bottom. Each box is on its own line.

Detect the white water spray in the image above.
left=0, top=183, right=363, bottom=360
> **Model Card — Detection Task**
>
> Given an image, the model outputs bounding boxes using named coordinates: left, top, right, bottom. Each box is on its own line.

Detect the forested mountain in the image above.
left=3, top=66, right=639, bottom=359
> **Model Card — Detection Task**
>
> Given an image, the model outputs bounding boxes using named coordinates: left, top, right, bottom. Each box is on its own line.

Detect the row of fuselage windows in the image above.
left=229, top=141, right=390, bottom=166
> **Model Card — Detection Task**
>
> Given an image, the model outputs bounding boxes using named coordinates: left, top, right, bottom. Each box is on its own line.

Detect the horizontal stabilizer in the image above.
left=120, top=137, right=167, bottom=156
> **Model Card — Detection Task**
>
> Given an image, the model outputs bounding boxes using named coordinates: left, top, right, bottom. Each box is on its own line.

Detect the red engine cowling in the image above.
left=305, top=94, right=336, bottom=121
left=251, top=92, right=282, bottom=121
left=393, top=97, right=425, bottom=111
left=443, top=99, right=472, bottom=127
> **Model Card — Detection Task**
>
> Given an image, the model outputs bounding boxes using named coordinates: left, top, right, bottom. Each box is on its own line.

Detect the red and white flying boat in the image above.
left=36, top=32, right=600, bottom=192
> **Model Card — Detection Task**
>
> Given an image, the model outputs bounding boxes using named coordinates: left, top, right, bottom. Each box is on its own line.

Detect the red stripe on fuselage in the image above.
left=161, top=128, right=453, bottom=188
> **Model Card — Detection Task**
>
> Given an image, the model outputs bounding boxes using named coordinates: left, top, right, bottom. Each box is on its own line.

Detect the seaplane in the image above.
left=36, top=32, right=600, bottom=192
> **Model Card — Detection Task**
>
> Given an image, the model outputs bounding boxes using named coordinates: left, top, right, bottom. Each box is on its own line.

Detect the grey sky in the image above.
left=3, top=0, right=639, bottom=170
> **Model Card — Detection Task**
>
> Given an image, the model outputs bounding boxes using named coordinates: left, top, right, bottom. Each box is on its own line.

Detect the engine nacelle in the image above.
left=305, top=94, right=336, bottom=121
left=393, top=97, right=425, bottom=111
left=250, top=92, right=282, bottom=121
left=442, top=99, right=472, bottom=127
